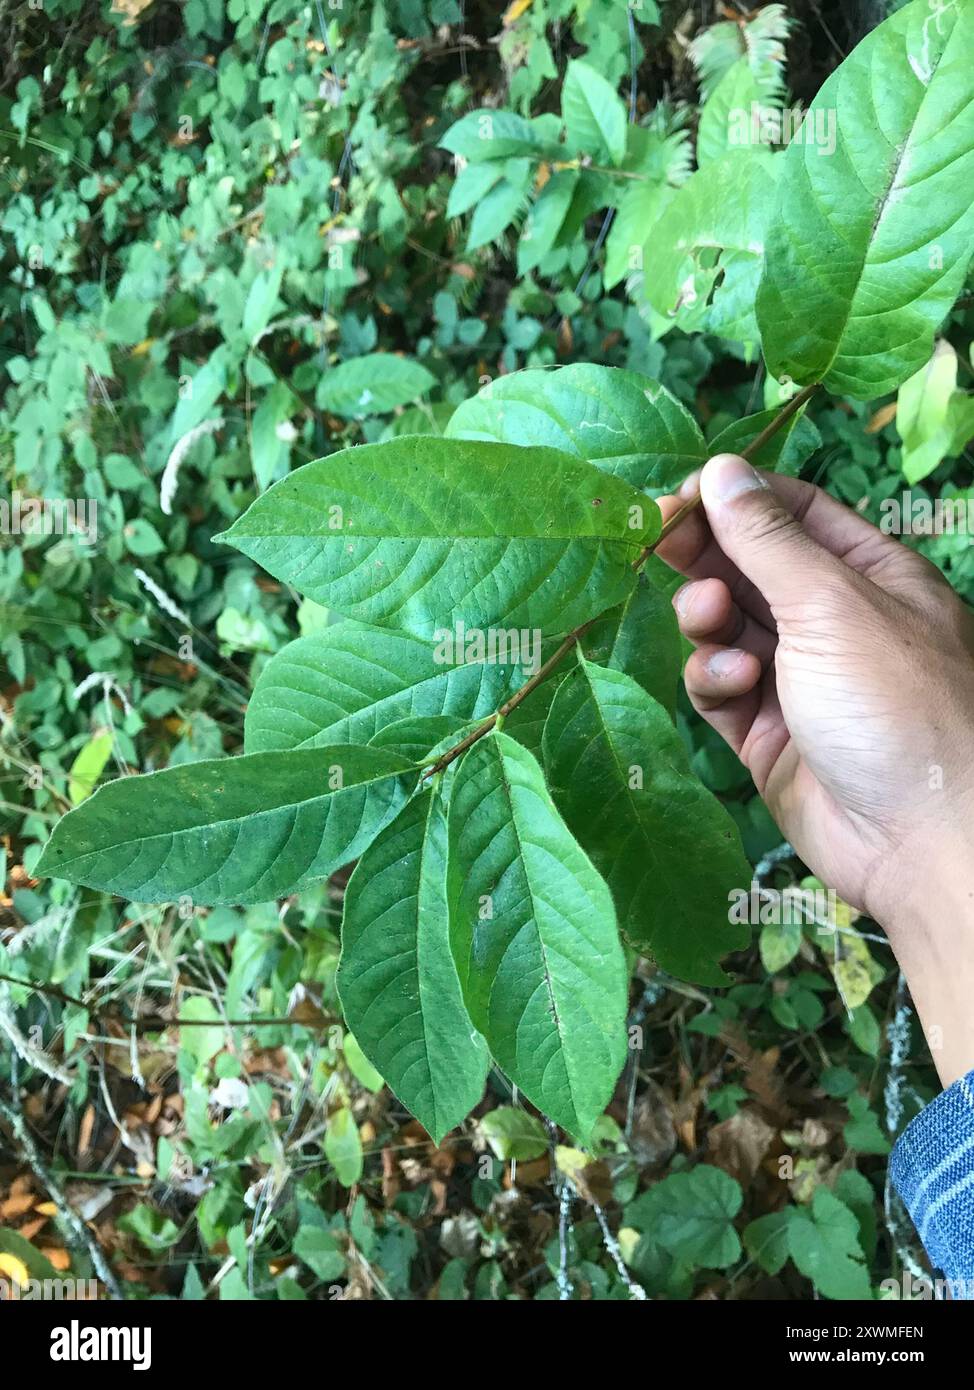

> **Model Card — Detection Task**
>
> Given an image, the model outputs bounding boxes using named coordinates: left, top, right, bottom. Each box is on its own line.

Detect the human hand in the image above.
left=656, top=454, right=974, bottom=1083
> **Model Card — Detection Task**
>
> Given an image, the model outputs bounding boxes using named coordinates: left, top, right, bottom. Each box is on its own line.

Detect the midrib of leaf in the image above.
left=412, top=794, right=452, bottom=1135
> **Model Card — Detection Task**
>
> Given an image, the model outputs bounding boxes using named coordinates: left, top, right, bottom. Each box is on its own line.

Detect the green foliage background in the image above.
left=0, top=0, right=969, bottom=1300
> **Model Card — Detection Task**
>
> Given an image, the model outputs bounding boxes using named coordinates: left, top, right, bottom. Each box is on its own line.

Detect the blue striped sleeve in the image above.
left=890, top=1069, right=974, bottom=1287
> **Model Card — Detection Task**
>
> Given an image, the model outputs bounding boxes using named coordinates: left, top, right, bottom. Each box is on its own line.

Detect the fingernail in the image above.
left=678, top=469, right=702, bottom=500
left=706, top=454, right=770, bottom=502
left=707, top=648, right=746, bottom=676
left=673, top=583, right=696, bottom=619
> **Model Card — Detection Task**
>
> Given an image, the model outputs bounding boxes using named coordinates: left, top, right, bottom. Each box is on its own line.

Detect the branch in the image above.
left=423, top=382, right=821, bottom=778
left=0, top=974, right=326, bottom=1033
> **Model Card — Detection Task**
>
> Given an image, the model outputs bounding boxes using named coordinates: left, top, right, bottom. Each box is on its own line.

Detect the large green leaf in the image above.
left=217, top=437, right=660, bottom=641
left=244, top=621, right=524, bottom=753
left=35, top=746, right=415, bottom=905
left=316, top=354, right=436, bottom=418
left=757, top=0, right=974, bottom=399
left=338, top=792, right=488, bottom=1145
left=579, top=562, right=682, bottom=719
left=643, top=153, right=779, bottom=346
left=542, top=658, right=750, bottom=984
left=446, top=365, right=707, bottom=493
left=447, top=732, right=627, bottom=1140
left=439, top=109, right=546, bottom=163
left=561, top=59, right=627, bottom=166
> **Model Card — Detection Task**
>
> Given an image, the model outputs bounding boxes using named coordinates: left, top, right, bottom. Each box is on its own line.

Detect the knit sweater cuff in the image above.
left=890, top=1068, right=974, bottom=1289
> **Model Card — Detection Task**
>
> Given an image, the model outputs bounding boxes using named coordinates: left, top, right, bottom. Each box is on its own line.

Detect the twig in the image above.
left=0, top=998, right=75, bottom=1086
left=592, top=1201, right=648, bottom=1300
left=556, top=1180, right=573, bottom=1301
left=0, top=975, right=321, bottom=1031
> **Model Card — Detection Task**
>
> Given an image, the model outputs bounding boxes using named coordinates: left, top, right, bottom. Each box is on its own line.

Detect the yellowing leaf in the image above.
left=0, top=1252, right=30, bottom=1286
left=503, top=0, right=534, bottom=26
left=830, top=932, right=883, bottom=1012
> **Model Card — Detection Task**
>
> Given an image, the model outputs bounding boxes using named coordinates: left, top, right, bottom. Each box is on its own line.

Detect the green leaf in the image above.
left=243, top=264, right=283, bottom=343
left=579, top=562, right=682, bottom=719
left=317, top=354, right=436, bottom=418
left=787, top=1188, right=872, bottom=1300
left=467, top=178, right=524, bottom=251
left=644, top=153, right=778, bottom=346
left=847, top=1002, right=881, bottom=1058
left=440, top=109, right=545, bottom=163
left=36, top=746, right=414, bottom=905
left=294, top=1227, right=344, bottom=1282
left=343, top=1033, right=384, bottom=1093
left=759, top=918, right=802, bottom=973
left=123, top=518, right=165, bottom=557
left=447, top=365, right=707, bottom=493
left=447, top=732, right=627, bottom=1140
left=696, top=59, right=767, bottom=168
left=518, top=171, right=578, bottom=274
left=843, top=1092, right=891, bottom=1156
left=217, top=437, right=660, bottom=641
left=604, top=180, right=675, bottom=291
left=897, top=341, right=974, bottom=484
left=542, top=658, right=750, bottom=985
left=247, top=622, right=525, bottom=756
left=562, top=60, right=627, bottom=166
left=118, top=1204, right=181, bottom=1253
left=251, top=379, right=295, bottom=491
left=743, top=1210, right=792, bottom=1275
left=0, top=1228, right=61, bottom=1282
left=447, top=162, right=504, bottom=217
left=324, top=1107, right=363, bottom=1187
left=178, top=996, right=224, bottom=1068
left=68, top=731, right=114, bottom=804
left=368, top=714, right=474, bottom=763
left=626, top=1165, right=743, bottom=1269
left=338, top=792, right=489, bottom=1145
left=708, top=404, right=821, bottom=476
left=244, top=621, right=524, bottom=754
left=480, top=1107, right=549, bottom=1161
left=757, top=1, right=974, bottom=399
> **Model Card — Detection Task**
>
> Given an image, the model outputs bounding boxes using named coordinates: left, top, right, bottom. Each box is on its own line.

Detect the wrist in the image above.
left=878, top=849, right=974, bottom=1089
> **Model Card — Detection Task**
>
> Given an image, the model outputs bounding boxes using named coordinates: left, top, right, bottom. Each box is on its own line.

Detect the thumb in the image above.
left=698, top=453, right=841, bottom=610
